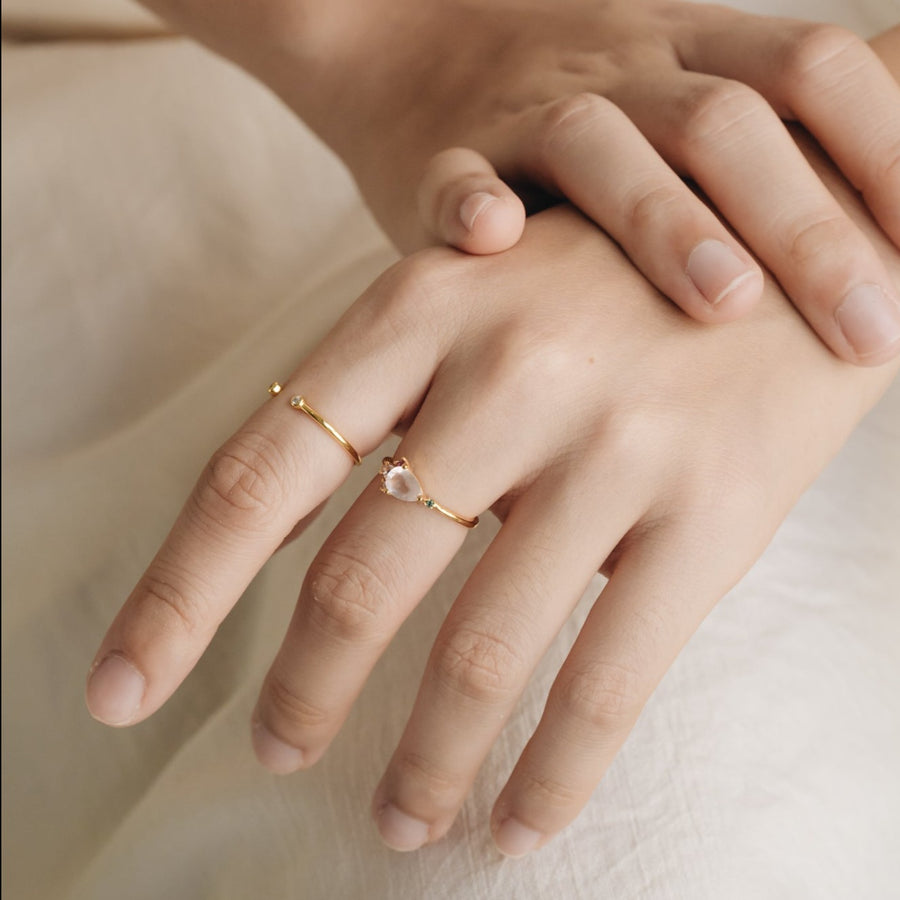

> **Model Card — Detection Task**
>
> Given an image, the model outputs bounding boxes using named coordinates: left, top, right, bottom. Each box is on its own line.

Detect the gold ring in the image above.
left=268, top=381, right=362, bottom=466
left=379, top=457, right=478, bottom=528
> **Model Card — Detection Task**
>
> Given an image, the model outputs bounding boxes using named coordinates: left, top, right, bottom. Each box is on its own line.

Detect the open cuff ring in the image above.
left=379, top=457, right=479, bottom=528
left=268, top=381, right=362, bottom=466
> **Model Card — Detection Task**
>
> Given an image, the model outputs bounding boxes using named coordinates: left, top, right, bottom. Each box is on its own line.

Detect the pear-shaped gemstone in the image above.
left=384, top=464, right=422, bottom=502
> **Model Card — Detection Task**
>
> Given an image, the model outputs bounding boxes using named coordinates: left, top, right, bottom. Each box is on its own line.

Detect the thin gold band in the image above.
left=379, top=457, right=479, bottom=528
left=268, top=381, right=362, bottom=466
left=424, top=497, right=480, bottom=529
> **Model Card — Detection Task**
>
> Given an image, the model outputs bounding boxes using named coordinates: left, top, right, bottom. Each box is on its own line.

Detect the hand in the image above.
left=85, top=133, right=899, bottom=855
left=336, top=3, right=900, bottom=367
left=137, top=0, right=900, bottom=362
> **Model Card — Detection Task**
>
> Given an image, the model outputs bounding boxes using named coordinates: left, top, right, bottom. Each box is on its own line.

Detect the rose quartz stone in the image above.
left=384, top=465, right=422, bottom=502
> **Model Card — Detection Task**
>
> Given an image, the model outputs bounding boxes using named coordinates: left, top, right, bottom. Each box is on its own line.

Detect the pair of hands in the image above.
left=88, top=0, right=900, bottom=857
left=85, top=190, right=899, bottom=858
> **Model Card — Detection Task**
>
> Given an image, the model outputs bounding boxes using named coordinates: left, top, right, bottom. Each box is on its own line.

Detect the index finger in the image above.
left=84, top=257, right=455, bottom=726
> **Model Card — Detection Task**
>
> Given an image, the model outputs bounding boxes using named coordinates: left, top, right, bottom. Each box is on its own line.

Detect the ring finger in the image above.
left=370, top=454, right=657, bottom=851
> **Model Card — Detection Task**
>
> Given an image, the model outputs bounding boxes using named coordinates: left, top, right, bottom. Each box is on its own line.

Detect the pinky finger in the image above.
left=490, top=525, right=732, bottom=857
left=417, top=147, right=527, bottom=254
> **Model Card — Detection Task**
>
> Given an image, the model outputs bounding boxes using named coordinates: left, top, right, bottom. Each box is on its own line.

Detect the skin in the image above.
left=136, top=0, right=900, bottom=364
left=85, top=30, right=900, bottom=857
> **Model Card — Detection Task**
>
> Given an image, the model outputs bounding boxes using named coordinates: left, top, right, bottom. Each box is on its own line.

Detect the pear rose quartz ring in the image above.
left=379, top=457, right=479, bottom=528
left=268, top=382, right=362, bottom=466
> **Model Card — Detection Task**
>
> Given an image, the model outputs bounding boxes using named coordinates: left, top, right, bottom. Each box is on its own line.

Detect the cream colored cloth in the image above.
left=2, top=2, right=899, bottom=899
left=1, top=0, right=163, bottom=37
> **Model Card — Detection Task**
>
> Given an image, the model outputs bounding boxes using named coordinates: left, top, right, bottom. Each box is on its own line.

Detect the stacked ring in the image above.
left=267, top=383, right=476, bottom=527
left=268, top=381, right=362, bottom=466
left=379, top=457, right=479, bottom=529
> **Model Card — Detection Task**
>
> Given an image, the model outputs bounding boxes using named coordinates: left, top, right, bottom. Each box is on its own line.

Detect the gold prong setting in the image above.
left=380, top=457, right=478, bottom=528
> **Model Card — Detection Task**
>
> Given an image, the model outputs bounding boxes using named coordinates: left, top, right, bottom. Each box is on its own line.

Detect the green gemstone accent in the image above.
left=425, top=499, right=435, bottom=508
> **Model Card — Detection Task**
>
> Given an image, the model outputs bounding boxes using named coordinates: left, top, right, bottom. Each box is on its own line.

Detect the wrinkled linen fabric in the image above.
left=2, top=1, right=899, bottom=898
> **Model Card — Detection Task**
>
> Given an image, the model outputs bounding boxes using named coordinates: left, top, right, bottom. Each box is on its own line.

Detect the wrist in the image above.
left=135, top=0, right=410, bottom=142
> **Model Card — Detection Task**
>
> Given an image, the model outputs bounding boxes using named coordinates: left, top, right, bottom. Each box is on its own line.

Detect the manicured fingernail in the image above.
left=459, top=192, right=497, bottom=232
left=686, top=239, right=758, bottom=306
left=251, top=719, right=304, bottom=774
left=835, top=283, right=900, bottom=359
left=85, top=653, right=145, bottom=726
left=376, top=802, right=430, bottom=852
left=493, top=817, right=542, bottom=857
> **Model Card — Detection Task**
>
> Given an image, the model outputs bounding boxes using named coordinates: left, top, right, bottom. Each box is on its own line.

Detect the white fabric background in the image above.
left=2, top=2, right=899, bottom=899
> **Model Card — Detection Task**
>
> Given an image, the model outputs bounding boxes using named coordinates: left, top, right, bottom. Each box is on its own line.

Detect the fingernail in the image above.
left=686, top=239, right=758, bottom=306
left=835, top=283, right=900, bottom=359
left=459, top=192, right=497, bottom=232
left=493, top=817, right=543, bottom=858
left=85, top=653, right=145, bottom=726
left=376, top=802, right=430, bottom=852
left=251, top=719, right=304, bottom=774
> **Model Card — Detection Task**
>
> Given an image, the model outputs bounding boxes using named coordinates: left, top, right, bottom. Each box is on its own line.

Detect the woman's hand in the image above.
left=398, top=5, right=900, bottom=368
left=136, top=0, right=900, bottom=365
left=327, top=3, right=900, bottom=366
left=85, top=152, right=899, bottom=857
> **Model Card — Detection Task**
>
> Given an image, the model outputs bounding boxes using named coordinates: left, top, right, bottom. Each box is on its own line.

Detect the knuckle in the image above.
left=594, top=403, right=668, bottom=470
left=623, top=182, right=683, bottom=236
left=782, top=24, right=864, bottom=87
left=554, top=659, right=644, bottom=729
left=516, top=769, right=585, bottom=811
left=392, top=751, right=465, bottom=806
left=305, top=545, right=396, bottom=645
left=368, top=251, right=464, bottom=331
left=195, top=431, right=287, bottom=529
left=430, top=622, right=526, bottom=706
left=676, top=80, right=767, bottom=153
left=425, top=146, right=470, bottom=173
left=681, top=453, right=770, bottom=522
left=782, top=212, right=857, bottom=268
left=537, top=92, right=614, bottom=163
left=134, top=572, right=208, bottom=641
left=483, top=317, right=584, bottom=400
left=265, top=672, right=331, bottom=732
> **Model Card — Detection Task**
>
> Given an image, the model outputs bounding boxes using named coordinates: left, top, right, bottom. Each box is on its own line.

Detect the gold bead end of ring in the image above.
left=267, top=381, right=362, bottom=466
left=379, top=457, right=479, bottom=529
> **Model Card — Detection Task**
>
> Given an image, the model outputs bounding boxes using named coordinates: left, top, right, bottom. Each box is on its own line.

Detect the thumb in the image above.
left=417, top=147, right=526, bottom=254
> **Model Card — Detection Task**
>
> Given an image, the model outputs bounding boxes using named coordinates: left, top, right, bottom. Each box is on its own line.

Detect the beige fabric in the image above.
left=1, top=0, right=163, bottom=38
left=2, top=3, right=899, bottom=899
